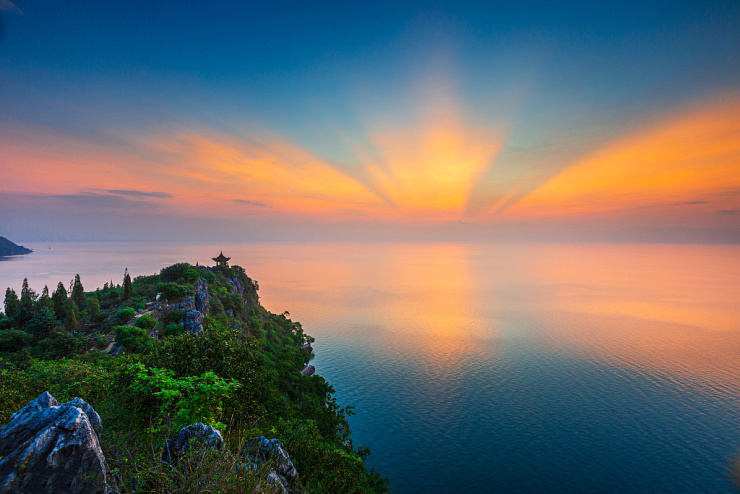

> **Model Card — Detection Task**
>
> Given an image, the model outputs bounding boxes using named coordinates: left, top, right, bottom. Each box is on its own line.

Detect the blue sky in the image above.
left=1, top=0, right=740, bottom=241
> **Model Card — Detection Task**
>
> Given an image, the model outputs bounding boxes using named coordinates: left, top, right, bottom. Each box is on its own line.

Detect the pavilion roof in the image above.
left=212, top=251, right=231, bottom=262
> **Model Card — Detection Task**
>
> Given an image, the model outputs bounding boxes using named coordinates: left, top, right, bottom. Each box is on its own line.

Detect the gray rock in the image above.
left=194, top=278, right=210, bottom=314
left=244, top=436, right=298, bottom=480
left=301, top=365, right=315, bottom=377
left=161, top=423, right=223, bottom=465
left=0, top=392, right=111, bottom=494
left=302, top=343, right=313, bottom=354
left=183, top=309, right=204, bottom=333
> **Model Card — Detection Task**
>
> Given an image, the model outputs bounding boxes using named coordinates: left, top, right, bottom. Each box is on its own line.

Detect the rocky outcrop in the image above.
left=194, top=278, right=209, bottom=314
left=301, top=365, right=315, bottom=376
left=245, top=436, right=298, bottom=493
left=0, top=392, right=112, bottom=494
left=302, top=343, right=313, bottom=354
left=172, top=278, right=210, bottom=333
left=161, top=422, right=223, bottom=465
left=183, top=309, right=205, bottom=333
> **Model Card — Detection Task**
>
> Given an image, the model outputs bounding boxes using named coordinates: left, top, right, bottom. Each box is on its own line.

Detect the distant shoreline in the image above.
left=0, top=236, right=34, bottom=258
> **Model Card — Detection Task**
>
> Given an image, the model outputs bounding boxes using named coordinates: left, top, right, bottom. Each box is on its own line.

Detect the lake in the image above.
left=2, top=241, right=740, bottom=493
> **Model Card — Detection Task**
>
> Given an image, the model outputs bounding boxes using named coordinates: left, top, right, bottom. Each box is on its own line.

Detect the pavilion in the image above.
left=212, top=251, right=231, bottom=267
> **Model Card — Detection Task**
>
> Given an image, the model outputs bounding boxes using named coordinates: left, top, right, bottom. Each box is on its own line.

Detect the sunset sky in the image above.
left=1, top=0, right=739, bottom=241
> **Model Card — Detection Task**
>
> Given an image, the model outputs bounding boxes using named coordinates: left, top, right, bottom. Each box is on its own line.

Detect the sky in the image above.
left=1, top=0, right=740, bottom=242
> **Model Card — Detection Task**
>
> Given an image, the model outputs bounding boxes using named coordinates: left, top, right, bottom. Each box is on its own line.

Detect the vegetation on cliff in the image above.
left=0, top=261, right=388, bottom=493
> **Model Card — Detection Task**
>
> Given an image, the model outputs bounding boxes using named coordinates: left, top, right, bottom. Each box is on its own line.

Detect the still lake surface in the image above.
left=2, top=241, right=740, bottom=493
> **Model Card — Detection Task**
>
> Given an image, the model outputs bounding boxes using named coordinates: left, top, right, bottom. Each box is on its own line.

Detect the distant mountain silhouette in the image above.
left=0, top=236, right=32, bottom=257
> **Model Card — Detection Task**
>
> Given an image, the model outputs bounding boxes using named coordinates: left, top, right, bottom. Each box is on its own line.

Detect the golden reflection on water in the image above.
left=251, top=242, right=740, bottom=387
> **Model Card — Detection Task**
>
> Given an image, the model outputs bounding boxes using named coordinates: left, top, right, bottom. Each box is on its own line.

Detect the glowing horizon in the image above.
left=1, top=1, right=739, bottom=241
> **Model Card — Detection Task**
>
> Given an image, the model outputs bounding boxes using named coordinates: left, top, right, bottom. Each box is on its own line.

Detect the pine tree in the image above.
left=18, top=278, right=36, bottom=327
left=88, top=295, right=100, bottom=322
left=29, top=307, right=56, bottom=340
left=3, top=288, right=20, bottom=320
left=65, top=298, right=78, bottom=331
left=123, top=268, right=133, bottom=301
left=37, top=285, right=53, bottom=312
left=52, top=282, right=69, bottom=321
left=71, top=274, right=85, bottom=310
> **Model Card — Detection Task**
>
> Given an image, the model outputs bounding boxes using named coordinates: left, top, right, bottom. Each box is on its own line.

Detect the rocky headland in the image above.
left=0, top=258, right=388, bottom=493
left=0, top=237, right=32, bottom=257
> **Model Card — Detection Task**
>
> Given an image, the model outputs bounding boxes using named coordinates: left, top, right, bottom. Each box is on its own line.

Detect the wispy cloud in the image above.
left=0, top=0, right=22, bottom=14
left=507, top=96, right=740, bottom=219
left=717, top=209, right=740, bottom=215
left=106, top=189, right=172, bottom=198
left=669, top=201, right=711, bottom=206
left=232, top=199, right=269, bottom=208
left=52, top=194, right=157, bottom=210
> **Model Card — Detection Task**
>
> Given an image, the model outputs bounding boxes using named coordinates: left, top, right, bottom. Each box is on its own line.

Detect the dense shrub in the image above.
left=163, top=310, right=184, bottom=326
left=112, top=307, right=136, bottom=325
left=0, top=329, right=34, bottom=352
left=115, top=325, right=149, bottom=351
left=160, top=263, right=199, bottom=284
left=156, top=282, right=189, bottom=302
left=33, top=330, right=85, bottom=359
left=161, top=322, right=183, bottom=337
left=134, top=314, right=157, bottom=330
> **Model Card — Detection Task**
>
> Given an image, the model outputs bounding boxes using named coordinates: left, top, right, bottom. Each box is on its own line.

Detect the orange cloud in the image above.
left=506, top=96, right=740, bottom=219
left=355, top=91, right=504, bottom=220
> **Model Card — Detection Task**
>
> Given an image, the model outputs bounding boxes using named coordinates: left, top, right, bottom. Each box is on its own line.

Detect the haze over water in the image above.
left=2, top=241, right=739, bottom=493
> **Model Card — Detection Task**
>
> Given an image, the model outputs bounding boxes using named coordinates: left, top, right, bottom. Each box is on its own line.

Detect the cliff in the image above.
left=0, top=259, right=388, bottom=494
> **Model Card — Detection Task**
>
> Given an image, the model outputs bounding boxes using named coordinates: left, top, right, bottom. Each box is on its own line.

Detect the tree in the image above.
left=71, top=274, right=85, bottom=310
left=28, top=307, right=56, bottom=340
left=64, top=298, right=78, bottom=331
left=123, top=268, right=133, bottom=301
left=88, top=295, right=100, bottom=322
left=37, top=285, right=53, bottom=312
left=3, top=288, right=19, bottom=321
left=51, top=282, right=68, bottom=321
left=18, top=278, right=36, bottom=328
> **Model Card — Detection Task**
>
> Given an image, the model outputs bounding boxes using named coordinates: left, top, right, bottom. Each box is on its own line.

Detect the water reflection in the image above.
left=2, top=241, right=740, bottom=492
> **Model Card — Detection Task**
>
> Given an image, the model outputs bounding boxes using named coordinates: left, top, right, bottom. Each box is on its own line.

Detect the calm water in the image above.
left=2, top=242, right=740, bottom=493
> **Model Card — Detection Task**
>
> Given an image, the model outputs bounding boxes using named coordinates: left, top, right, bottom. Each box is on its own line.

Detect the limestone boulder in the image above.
left=161, top=422, right=223, bottom=465
left=0, top=392, right=111, bottom=494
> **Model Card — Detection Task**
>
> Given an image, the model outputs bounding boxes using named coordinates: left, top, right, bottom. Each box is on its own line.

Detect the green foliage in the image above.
left=65, top=298, right=78, bottom=331
left=3, top=287, right=20, bottom=320
left=274, top=419, right=389, bottom=494
left=132, top=274, right=160, bottom=299
left=72, top=274, right=85, bottom=309
left=161, top=322, right=184, bottom=337
left=123, top=269, right=133, bottom=301
left=221, top=292, right=246, bottom=317
left=209, top=296, right=224, bottom=315
left=87, top=295, right=100, bottom=322
left=0, top=329, right=34, bottom=352
left=18, top=278, right=36, bottom=328
left=130, top=363, right=240, bottom=429
left=34, top=330, right=85, bottom=359
left=201, top=270, right=217, bottom=284
left=163, top=309, right=184, bottom=326
left=27, top=306, right=57, bottom=340
left=134, top=314, right=158, bottom=330
left=52, top=282, right=69, bottom=321
left=156, top=282, right=189, bottom=302
left=160, top=263, right=199, bottom=284
left=112, top=307, right=136, bottom=325
left=0, top=260, right=387, bottom=493
left=114, top=325, right=149, bottom=352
